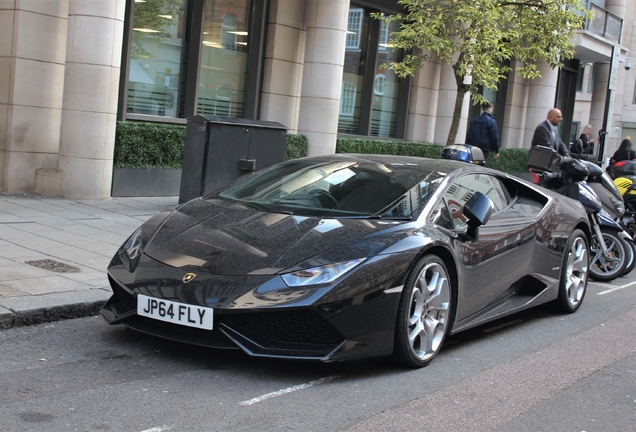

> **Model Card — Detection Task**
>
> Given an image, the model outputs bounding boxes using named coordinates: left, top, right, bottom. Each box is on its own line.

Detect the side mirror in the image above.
left=461, top=192, right=494, bottom=241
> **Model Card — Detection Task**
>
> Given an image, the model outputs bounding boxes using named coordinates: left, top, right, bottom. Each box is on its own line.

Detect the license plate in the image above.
left=137, top=294, right=213, bottom=330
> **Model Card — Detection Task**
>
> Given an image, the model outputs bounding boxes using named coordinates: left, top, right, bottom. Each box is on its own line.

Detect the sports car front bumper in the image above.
left=102, top=252, right=408, bottom=362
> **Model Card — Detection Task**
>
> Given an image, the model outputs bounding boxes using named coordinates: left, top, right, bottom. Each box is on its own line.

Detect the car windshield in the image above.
left=214, top=159, right=446, bottom=218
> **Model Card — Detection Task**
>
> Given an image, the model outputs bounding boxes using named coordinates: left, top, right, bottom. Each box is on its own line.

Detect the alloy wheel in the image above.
left=407, top=262, right=451, bottom=361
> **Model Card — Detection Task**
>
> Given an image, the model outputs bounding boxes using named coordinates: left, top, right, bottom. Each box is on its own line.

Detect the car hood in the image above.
left=144, top=198, right=397, bottom=275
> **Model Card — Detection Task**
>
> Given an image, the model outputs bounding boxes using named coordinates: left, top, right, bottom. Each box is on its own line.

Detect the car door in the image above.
left=429, top=173, right=536, bottom=321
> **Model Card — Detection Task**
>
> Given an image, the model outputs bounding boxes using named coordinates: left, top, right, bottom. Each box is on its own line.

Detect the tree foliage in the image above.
left=374, top=0, right=593, bottom=146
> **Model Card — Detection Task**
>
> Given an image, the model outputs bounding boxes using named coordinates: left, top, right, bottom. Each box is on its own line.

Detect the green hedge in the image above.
left=114, top=121, right=308, bottom=168
left=114, top=121, right=529, bottom=174
left=285, top=133, right=308, bottom=160
left=484, top=148, right=531, bottom=174
left=336, top=138, right=530, bottom=173
left=336, top=138, right=444, bottom=158
left=115, top=122, right=186, bottom=168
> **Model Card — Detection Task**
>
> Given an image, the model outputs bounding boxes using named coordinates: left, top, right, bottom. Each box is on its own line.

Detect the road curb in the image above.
left=0, top=290, right=111, bottom=330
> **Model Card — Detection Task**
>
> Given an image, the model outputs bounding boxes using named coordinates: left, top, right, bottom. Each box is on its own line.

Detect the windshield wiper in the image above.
left=240, top=201, right=294, bottom=215
left=339, top=214, right=412, bottom=221
left=368, top=215, right=413, bottom=221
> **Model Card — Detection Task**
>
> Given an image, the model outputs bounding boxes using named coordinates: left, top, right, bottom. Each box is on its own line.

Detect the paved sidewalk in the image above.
left=0, top=193, right=179, bottom=329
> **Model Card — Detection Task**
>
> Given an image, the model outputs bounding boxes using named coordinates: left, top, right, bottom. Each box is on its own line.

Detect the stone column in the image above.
left=589, top=62, right=609, bottom=133
left=406, top=58, right=441, bottom=143
left=297, top=0, right=348, bottom=156
left=523, top=61, right=559, bottom=146
left=0, top=1, right=69, bottom=193
left=430, top=61, right=472, bottom=145
left=501, top=61, right=530, bottom=149
left=434, top=62, right=457, bottom=145
left=259, top=0, right=307, bottom=133
left=53, top=0, right=125, bottom=199
left=605, top=0, right=626, bottom=18
left=606, top=0, right=627, bottom=158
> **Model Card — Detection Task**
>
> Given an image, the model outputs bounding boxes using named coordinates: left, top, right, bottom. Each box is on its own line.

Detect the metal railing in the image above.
left=586, top=3, right=622, bottom=44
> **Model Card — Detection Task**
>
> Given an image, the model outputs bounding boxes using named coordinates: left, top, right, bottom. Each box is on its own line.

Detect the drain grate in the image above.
left=26, top=259, right=81, bottom=273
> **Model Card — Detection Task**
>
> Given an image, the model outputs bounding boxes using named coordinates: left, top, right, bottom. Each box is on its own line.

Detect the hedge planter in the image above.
left=112, top=167, right=181, bottom=197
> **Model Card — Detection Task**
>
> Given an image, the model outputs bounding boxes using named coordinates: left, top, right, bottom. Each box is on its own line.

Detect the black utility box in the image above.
left=179, top=115, right=287, bottom=203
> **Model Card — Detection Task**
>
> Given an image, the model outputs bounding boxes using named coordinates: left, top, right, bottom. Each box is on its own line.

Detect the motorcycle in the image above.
left=578, top=159, right=635, bottom=275
left=528, top=146, right=630, bottom=282
left=605, top=160, right=636, bottom=240
left=441, top=144, right=486, bottom=165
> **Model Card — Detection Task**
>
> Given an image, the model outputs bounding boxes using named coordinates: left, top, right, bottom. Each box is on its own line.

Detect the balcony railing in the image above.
left=586, top=3, right=622, bottom=43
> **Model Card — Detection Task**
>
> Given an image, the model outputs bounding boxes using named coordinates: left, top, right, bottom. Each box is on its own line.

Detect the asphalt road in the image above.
left=0, top=278, right=635, bottom=432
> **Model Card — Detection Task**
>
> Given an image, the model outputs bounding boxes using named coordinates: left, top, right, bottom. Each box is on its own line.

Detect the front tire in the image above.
left=555, top=229, right=588, bottom=313
left=393, top=255, right=453, bottom=368
left=622, top=238, right=635, bottom=276
left=589, top=228, right=628, bottom=282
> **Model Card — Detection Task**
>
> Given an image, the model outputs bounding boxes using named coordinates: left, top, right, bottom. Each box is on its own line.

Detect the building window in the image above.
left=340, top=81, right=357, bottom=116
left=215, top=84, right=232, bottom=116
left=374, top=74, right=385, bottom=95
left=339, top=3, right=406, bottom=138
left=126, top=0, right=188, bottom=117
left=570, top=121, right=580, bottom=146
left=198, top=1, right=253, bottom=118
left=576, top=66, right=584, bottom=92
left=378, top=22, right=388, bottom=52
left=122, top=0, right=263, bottom=121
left=221, top=14, right=238, bottom=53
left=370, top=18, right=400, bottom=138
left=588, top=63, right=596, bottom=93
left=346, top=8, right=363, bottom=50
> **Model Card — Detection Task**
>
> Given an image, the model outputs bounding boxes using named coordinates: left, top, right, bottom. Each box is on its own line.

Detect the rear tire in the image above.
left=555, top=229, right=588, bottom=313
left=589, top=229, right=628, bottom=282
left=393, top=255, right=453, bottom=368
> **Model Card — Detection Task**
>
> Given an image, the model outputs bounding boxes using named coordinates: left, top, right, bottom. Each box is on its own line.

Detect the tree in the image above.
left=375, top=0, right=593, bottom=146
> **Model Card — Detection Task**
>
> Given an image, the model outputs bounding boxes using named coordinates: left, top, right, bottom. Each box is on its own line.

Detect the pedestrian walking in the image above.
left=466, top=101, right=499, bottom=159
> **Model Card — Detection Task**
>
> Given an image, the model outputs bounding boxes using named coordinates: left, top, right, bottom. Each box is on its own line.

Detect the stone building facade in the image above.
left=0, top=0, right=632, bottom=198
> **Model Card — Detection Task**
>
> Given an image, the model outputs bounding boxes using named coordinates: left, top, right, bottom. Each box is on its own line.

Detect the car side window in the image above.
left=431, top=174, right=512, bottom=230
left=452, top=174, right=511, bottom=211
left=428, top=198, right=454, bottom=230
left=480, top=175, right=512, bottom=211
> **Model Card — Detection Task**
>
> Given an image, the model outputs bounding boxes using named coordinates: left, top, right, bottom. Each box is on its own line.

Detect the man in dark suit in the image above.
left=531, top=108, right=570, bottom=156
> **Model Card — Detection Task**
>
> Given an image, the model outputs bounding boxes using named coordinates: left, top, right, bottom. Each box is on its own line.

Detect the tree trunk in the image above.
left=446, top=59, right=469, bottom=147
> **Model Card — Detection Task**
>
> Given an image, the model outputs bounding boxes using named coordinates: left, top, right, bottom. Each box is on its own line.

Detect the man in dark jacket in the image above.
left=466, top=102, right=499, bottom=159
left=531, top=108, right=570, bottom=157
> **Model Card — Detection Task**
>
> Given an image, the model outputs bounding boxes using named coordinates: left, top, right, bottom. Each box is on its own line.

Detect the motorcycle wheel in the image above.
left=622, top=238, right=636, bottom=276
left=589, top=229, right=628, bottom=282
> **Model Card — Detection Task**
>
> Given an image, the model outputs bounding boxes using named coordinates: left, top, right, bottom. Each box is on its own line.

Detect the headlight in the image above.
left=281, top=258, right=366, bottom=287
left=611, top=197, right=625, bottom=215
left=116, top=208, right=176, bottom=273
left=123, top=227, right=144, bottom=261
left=579, top=184, right=601, bottom=207
left=119, top=227, right=145, bottom=272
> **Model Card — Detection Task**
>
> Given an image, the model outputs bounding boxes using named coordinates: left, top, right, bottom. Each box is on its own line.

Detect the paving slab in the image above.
left=0, top=193, right=178, bottom=330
